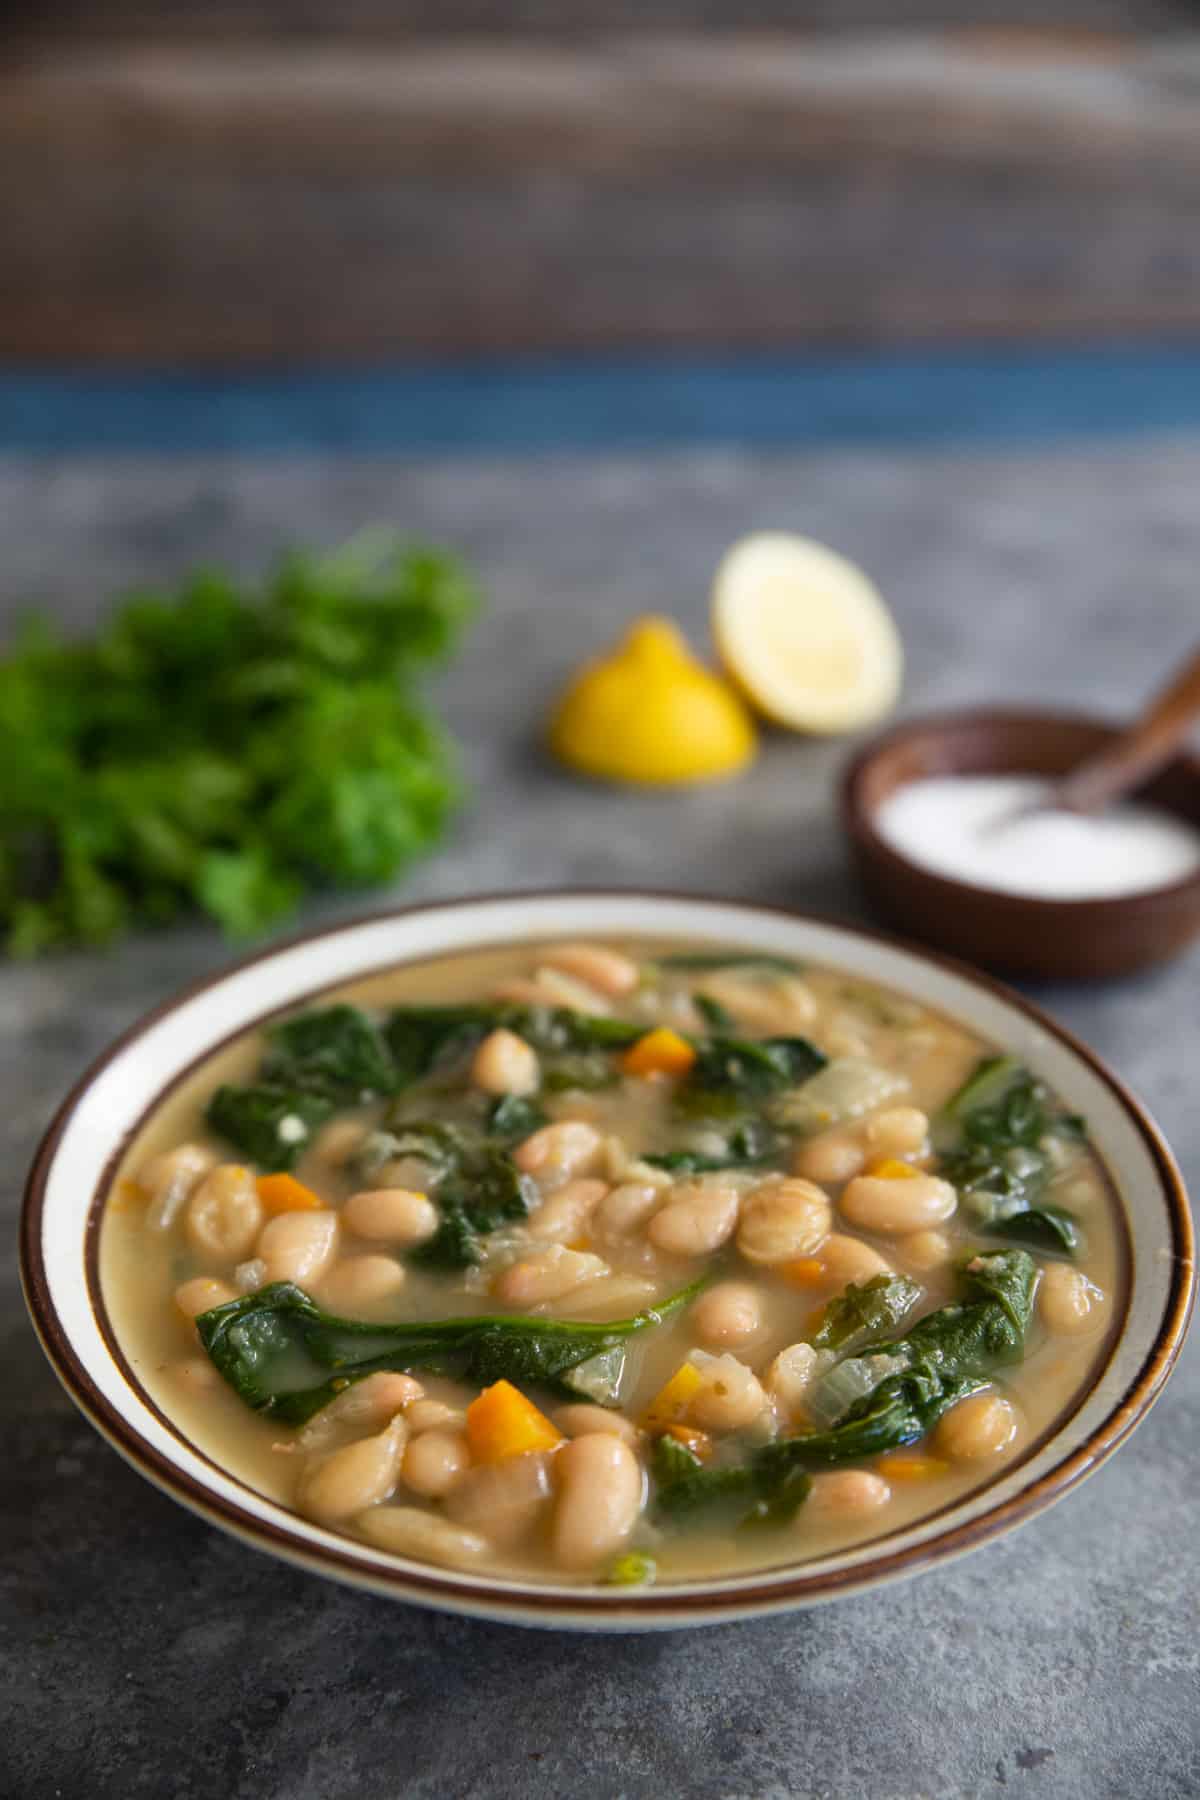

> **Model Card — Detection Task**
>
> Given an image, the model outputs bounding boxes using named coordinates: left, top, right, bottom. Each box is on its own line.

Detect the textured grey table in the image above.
left=3, top=442, right=1199, bottom=1799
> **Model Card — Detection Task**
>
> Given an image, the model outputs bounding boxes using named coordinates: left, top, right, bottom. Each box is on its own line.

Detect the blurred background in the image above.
left=5, top=3, right=1200, bottom=362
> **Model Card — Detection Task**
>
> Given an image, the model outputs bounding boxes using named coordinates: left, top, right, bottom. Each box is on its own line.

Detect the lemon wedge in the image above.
left=548, top=615, right=757, bottom=785
left=712, top=533, right=903, bottom=734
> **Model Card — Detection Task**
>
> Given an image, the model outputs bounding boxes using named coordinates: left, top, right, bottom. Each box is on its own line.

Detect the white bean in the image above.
left=541, top=943, right=640, bottom=998
left=553, top=1404, right=640, bottom=1445
left=647, top=1182, right=741, bottom=1257
left=297, top=1373, right=423, bottom=1452
left=446, top=1450, right=555, bottom=1547
left=404, top=1399, right=467, bottom=1435
left=690, top=1281, right=764, bottom=1348
left=169, top=1357, right=220, bottom=1394
left=547, top=1274, right=660, bottom=1319
left=690, top=1355, right=767, bottom=1432
left=174, top=1276, right=237, bottom=1319
left=358, top=1506, right=489, bottom=1568
left=737, top=1178, right=831, bottom=1265
left=840, top=1173, right=956, bottom=1235
left=818, top=1234, right=892, bottom=1287
left=551, top=1434, right=644, bottom=1571
left=1039, top=1262, right=1106, bottom=1335
left=401, top=1429, right=471, bottom=1498
left=140, top=1143, right=217, bottom=1231
left=258, top=1209, right=340, bottom=1285
left=301, top=1416, right=408, bottom=1524
left=528, top=1178, right=608, bottom=1244
left=593, top=1182, right=662, bottom=1244
left=494, top=1244, right=609, bottom=1307
left=791, top=1132, right=866, bottom=1185
left=898, top=1229, right=951, bottom=1272
left=470, top=1028, right=540, bottom=1097
left=936, top=1391, right=1018, bottom=1461
left=344, top=1187, right=438, bottom=1246
left=807, top=1469, right=892, bottom=1519
left=532, top=966, right=613, bottom=1012
left=513, top=1120, right=604, bottom=1190
left=863, top=1106, right=930, bottom=1158
left=186, top=1164, right=263, bottom=1263
left=319, top=1254, right=407, bottom=1310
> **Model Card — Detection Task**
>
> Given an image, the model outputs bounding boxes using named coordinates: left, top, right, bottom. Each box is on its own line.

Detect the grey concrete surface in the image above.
left=2, top=441, right=1198, bottom=1799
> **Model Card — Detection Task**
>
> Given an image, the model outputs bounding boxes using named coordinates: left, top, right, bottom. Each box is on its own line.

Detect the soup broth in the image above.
left=101, top=939, right=1123, bottom=1587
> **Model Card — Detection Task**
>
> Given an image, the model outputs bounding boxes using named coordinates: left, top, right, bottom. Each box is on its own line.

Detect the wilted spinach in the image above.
left=938, top=1057, right=1086, bottom=1257
left=808, top=1272, right=922, bottom=1352
left=196, top=1277, right=705, bottom=1423
left=207, top=1003, right=402, bottom=1170
left=652, top=1434, right=811, bottom=1528
left=759, top=1249, right=1037, bottom=1471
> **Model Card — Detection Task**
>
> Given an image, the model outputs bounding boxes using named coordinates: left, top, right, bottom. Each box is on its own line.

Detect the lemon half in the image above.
left=712, top=533, right=903, bottom=734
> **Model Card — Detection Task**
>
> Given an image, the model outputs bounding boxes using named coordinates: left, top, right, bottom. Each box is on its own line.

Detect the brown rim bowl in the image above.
left=841, top=709, right=1200, bottom=981
left=18, top=892, right=1196, bottom=1629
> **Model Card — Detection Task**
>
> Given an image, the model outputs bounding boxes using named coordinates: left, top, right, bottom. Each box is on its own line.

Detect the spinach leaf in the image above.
left=360, top=1115, right=537, bottom=1268
left=656, top=953, right=803, bottom=974
left=652, top=1434, right=811, bottom=1527
left=808, top=1273, right=922, bottom=1352
left=205, top=1083, right=335, bottom=1172
left=487, top=1094, right=548, bottom=1140
left=383, top=1005, right=493, bottom=1085
left=759, top=1249, right=1037, bottom=1470
left=644, top=1116, right=782, bottom=1174
left=693, top=993, right=735, bottom=1031
left=384, top=1002, right=641, bottom=1089
left=985, top=1206, right=1082, bottom=1256
left=685, top=1034, right=826, bottom=1105
left=196, top=1278, right=705, bottom=1423
left=938, top=1057, right=1086, bottom=1259
left=262, top=1004, right=397, bottom=1100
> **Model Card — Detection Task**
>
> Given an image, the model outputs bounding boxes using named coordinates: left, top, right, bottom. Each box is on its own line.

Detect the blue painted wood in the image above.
left=3, top=345, right=1200, bottom=453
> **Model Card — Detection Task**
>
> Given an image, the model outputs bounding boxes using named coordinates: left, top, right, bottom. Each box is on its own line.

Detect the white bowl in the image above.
left=21, top=893, right=1195, bottom=1630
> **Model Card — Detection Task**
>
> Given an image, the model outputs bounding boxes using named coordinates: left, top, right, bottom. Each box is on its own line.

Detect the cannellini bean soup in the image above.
left=102, top=939, right=1122, bottom=1589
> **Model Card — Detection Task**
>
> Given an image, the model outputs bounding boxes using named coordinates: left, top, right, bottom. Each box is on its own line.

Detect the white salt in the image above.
left=876, top=774, right=1200, bottom=901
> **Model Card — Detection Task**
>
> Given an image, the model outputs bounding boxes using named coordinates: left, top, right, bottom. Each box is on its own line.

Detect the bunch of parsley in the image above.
left=0, top=534, right=475, bottom=955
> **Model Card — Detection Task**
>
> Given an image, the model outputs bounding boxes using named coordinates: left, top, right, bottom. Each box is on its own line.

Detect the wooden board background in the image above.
left=4, top=24, right=1200, bottom=360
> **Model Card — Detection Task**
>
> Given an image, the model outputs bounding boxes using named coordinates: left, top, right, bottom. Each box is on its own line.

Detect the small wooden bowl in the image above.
left=841, top=709, right=1200, bottom=981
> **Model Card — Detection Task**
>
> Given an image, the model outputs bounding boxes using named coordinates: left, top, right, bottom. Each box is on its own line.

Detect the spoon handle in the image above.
left=1056, top=645, right=1200, bottom=814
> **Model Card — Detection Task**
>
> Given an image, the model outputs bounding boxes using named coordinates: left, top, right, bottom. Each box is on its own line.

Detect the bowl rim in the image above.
left=20, top=889, right=1196, bottom=1627
left=841, top=706, right=1200, bottom=914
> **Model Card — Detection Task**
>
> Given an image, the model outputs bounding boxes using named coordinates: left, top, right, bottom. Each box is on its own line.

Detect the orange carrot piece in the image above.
left=620, top=1028, right=697, bottom=1079
left=865, top=1157, right=921, bottom=1180
left=256, top=1172, right=324, bottom=1214
left=466, top=1380, right=564, bottom=1463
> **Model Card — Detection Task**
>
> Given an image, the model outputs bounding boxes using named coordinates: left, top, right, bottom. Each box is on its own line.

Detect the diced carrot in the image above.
left=466, top=1379, right=564, bottom=1463
left=878, top=1451, right=950, bottom=1481
left=620, top=1028, right=697, bottom=1079
left=866, top=1157, right=920, bottom=1180
left=568, top=1237, right=593, bottom=1254
left=256, top=1172, right=324, bottom=1214
left=780, top=1256, right=827, bottom=1289
left=638, top=1360, right=703, bottom=1431
left=664, top=1423, right=714, bottom=1461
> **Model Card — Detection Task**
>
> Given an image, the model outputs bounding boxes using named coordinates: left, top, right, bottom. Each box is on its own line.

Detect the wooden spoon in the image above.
left=1048, top=644, right=1200, bottom=814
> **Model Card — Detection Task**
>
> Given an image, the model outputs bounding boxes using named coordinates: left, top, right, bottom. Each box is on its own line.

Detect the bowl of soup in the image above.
left=21, top=894, right=1193, bottom=1629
